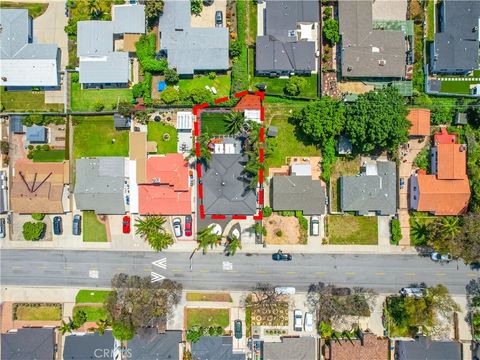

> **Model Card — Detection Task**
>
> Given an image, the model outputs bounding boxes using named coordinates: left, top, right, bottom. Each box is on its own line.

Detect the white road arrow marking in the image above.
left=151, top=272, right=165, bottom=283
left=222, top=261, right=233, bottom=271
left=152, top=258, right=167, bottom=269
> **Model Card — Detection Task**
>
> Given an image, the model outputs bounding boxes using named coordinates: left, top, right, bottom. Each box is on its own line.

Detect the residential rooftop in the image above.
left=191, top=336, right=245, bottom=360
left=395, top=336, right=462, bottom=360
left=263, top=336, right=316, bottom=360
left=271, top=176, right=325, bottom=215
left=1, top=328, right=56, bottom=360
left=125, top=330, right=182, bottom=360
left=325, top=332, right=389, bottom=360
left=407, top=109, right=431, bottom=136
left=63, top=331, right=115, bottom=360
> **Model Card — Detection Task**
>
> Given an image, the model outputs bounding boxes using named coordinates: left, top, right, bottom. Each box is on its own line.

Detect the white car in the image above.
left=304, top=312, right=313, bottom=332
left=400, top=287, right=424, bottom=298
left=431, top=252, right=453, bottom=262
left=293, top=309, right=302, bottom=331
left=172, top=218, right=182, bottom=237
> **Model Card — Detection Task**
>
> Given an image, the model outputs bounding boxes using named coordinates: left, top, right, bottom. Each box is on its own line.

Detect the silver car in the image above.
left=294, top=309, right=302, bottom=331
left=431, top=252, right=452, bottom=262
left=172, top=217, right=182, bottom=237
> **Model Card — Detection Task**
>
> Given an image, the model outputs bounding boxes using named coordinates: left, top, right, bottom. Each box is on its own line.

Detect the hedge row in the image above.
left=135, top=34, right=168, bottom=73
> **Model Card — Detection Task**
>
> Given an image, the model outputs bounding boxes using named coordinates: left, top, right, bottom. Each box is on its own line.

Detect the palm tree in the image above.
left=225, top=111, right=246, bottom=135
left=87, top=0, right=103, bottom=18
left=439, top=216, right=461, bottom=240
left=225, top=235, right=241, bottom=256
left=188, top=132, right=212, bottom=165
left=410, top=220, right=430, bottom=246
left=88, top=319, right=110, bottom=335
left=197, top=226, right=222, bottom=254
left=135, top=216, right=174, bottom=251
left=59, top=320, right=72, bottom=335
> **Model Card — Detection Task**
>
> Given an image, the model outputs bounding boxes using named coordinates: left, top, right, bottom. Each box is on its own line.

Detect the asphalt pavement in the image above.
left=1, top=250, right=478, bottom=294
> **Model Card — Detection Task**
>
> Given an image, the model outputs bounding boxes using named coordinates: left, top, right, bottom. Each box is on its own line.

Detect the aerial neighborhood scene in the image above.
left=2, top=0, right=480, bottom=359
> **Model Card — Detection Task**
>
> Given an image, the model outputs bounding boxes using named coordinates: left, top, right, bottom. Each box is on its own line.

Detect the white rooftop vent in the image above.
left=288, top=30, right=296, bottom=37
left=378, top=59, right=386, bottom=66
left=372, top=46, right=380, bottom=53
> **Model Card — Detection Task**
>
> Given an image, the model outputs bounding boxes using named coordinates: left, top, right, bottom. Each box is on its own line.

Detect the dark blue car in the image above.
left=53, top=216, right=62, bottom=235
left=73, top=215, right=82, bottom=236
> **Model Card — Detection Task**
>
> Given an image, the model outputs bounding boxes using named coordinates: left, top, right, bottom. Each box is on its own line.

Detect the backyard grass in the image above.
left=32, top=150, right=65, bottom=162
left=409, top=212, right=435, bottom=246
left=264, top=103, right=319, bottom=168
left=247, top=0, right=257, bottom=44
left=201, top=111, right=230, bottom=135
left=327, top=215, right=378, bottom=245
left=186, top=293, right=233, bottom=302
left=71, top=83, right=133, bottom=111
left=83, top=211, right=108, bottom=242
left=178, top=75, right=231, bottom=99
left=426, top=0, right=435, bottom=41
left=73, top=305, right=107, bottom=322
left=73, top=116, right=129, bottom=159
left=14, top=304, right=62, bottom=321
left=0, top=88, right=63, bottom=112
left=439, top=80, right=478, bottom=95
left=187, top=308, right=230, bottom=329
left=329, top=157, right=360, bottom=212
left=75, top=290, right=111, bottom=304
left=147, top=122, right=178, bottom=154
left=0, top=2, right=48, bottom=17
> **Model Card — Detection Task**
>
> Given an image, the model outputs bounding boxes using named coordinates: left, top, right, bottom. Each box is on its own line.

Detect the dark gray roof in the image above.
left=114, top=114, right=131, bottom=129
left=271, top=176, right=325, bottom=215
left=263, top=337, right=316, bottom=360
left=395, top=336, right=462, bottom=360
left=1, top=328, right=55, bottom=360
left=255, top=0, right=318, bottom=73
left=74, top=157, right=126, bottom=214
left=9, top=115, right=24, bottom=133
left=202, top=154, right=257, bottom=215
left=191, top=336, right=245, bottom=360
left=63, top=331, right=115, bottom=360
left=126, top=330, right=181, bottom=360
left=340, top=160, right=397, bottom=215
left=158, top=0, right=228, bottom=75
left=432, top=0, right=480, bottom=72
left=339, top=0, right=407, bottom=78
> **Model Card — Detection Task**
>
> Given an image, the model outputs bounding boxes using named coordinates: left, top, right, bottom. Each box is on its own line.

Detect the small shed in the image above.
left=26, top=125, right=47, bottom=143
left=337, top=134, right=352, bottom=155
left=10, top=115, right=24, bottom=133
left=114, top=114, right=131, bottom=130
left=454, top=112, right=468, bottom=125
left=267, top=126, right=278, bottom=137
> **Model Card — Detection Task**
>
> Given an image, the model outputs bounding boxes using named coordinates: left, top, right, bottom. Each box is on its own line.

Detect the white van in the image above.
left=274, top=287, right=296, bottom=295
left=310, top=216, right=319, bottom=236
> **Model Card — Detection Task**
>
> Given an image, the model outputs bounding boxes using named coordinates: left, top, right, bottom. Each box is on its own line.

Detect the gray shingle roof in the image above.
left=432, top=0, right=480, bottom=72
left=202, top=154, right=257, bottom=215
left=63, top=331, right=115, bottom=360
left=77, top=21, right=113, bottom=57
left=112, top=4, right=145, bottom=34
left=395, top=336, right=462, bottom=360
left=158, top=0, right=229, bottom=75
left=271, top=176, right=325, bottom=215
left=191, top=336, right=245, bottom=360
left=338, top=0, right=407, bottom=78
left=126, top=330, right=182, bottom=360
left=340, top=160, right=397, bottom=215
left=79, top=52, right=129, bottom=84
left=1, top=328, right=55, bottom=360
left=263, top=337, right=316, bottom=360
left=74, top=157, right=126, bottom=214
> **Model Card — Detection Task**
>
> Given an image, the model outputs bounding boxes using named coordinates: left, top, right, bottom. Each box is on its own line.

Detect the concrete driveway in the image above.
left=191, top=0, right=227, bottom=28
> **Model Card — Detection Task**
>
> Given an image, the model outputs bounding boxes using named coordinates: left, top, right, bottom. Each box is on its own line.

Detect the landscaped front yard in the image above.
left=71, top=83, right=133, bottom=111
left=264, top=214, right=302, bottom=244
left=329, top=157, right=360, bottom=212
left=14, top=303, right=62, bottom=321
left=76, top=290, right=111, bottom=304
left=187, top=308, right=230, bottom=329
left=0, top=88, right=63, bottom=112
left=200, top=111, right=230, bottom=135
left=409, top=212, right=435, bottom=246
left=147, top=122, right=178, bottom=154
left=327, top=215, right=378, bottom=245
left=0, top=2, right=48, bottom=18
left=251, top=301, right=288, bottom=326
left=73, top=116, right=129, bottom=160
left=186, top=293, right=233, bottom=302
left=74, top=305, right=107, bottom=322
left=83, top=211, right=107, bottom=242
left=178, top=75, right=231, bottom=99
left=264, top=103, right=319, bottom=169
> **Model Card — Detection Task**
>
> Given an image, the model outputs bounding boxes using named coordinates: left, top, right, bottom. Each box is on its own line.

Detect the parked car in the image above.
left=215, top=11, right=223, bottom=27
left=400, top=287, right=424, bottom=298
left=431, top=252, right=452, bottom=262
left=173, top=217, right=182, bottom=237
left=310, top=216, right=319, bottom=236
left=234, top=320, right=242, bottom=339
left=72, top=214, right=82, bottom=236
left=275, top=287, right=296, bottom=295
left=203, top=0, right=214, bottom=5
left=304, top=312, right=313, bottom=332
left=400, top=178, right=405, bottom=189
left=122, top=216, right=131, bottom=234
left=272, top=250, right=292, bottom=261
left=184, top=215, right=192, bottom=237
left=0, top=218, right=5, bottom=238
left=294, top=310, right=302, bottom=331
left=53, top=216, right=62, bottom=236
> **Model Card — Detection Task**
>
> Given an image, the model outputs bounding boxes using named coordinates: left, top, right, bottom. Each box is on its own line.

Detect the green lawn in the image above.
left=83, top=211, right=108, bottom=242
left=73, top=116, right=129, bottom=159
left=74, top=305, right=108, bottom=322
left=426, top=0, right=435, bottom=41
left=328, top=215, right=378, bottom=245
left=439, top=80, right=478, bottom=95
left=76, top=290, right=111, bottom=304
left=0, top=88, right=63, bottom=112
left=247, top=0, right=257, bottom=44
left=186, top=293, right=233, bottom=302
left=71, top=83, right=133, bottom=111
left=32, top=150, right=65, bottom=162
left=187, top=308, right=230, bottom=329
left=0, top=2, right=48, bottom=17
left=147, top=122, right=178, bottom=154
left=178, top=75, right=231, bottom=99
left=201, top=111, right=230, bottom=135
left=264, top=103, right=319, bottom=168
left=14, top=304, right=62, bottom=321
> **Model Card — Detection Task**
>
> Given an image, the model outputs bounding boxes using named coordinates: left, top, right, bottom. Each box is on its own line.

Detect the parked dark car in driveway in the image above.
left=53, top=216, right=62, bottom=236
left=73, top=215, right=82, bottom=236
left=234, top=320, right=242, bottom=339
left=272, top=250, right=292, bottom=261
left=215, top=11, right=223, bottom=27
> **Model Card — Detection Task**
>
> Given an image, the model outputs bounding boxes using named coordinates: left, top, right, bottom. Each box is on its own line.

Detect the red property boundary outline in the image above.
left=193, top=91, right=265, bottom=221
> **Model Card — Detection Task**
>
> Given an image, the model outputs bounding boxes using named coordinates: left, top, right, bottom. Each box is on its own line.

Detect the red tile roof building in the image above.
left=233, top=94, right=262, bottom=111
left=324, top=332, right=389, bottom=360
left=407, top=108, right=431, bottom=136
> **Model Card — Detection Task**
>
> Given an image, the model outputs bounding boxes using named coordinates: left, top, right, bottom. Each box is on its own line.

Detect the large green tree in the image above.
left=225, top=111, right=246, bottom=135
left=145, top=0, right=164, bottom=27
left=345, top=87, right=410, bottom=153
left=197, top=226, right=222, bottom=253
left=135, top=216, right=174, bottom=251
left=456, top=212, right=480, bottom=264
left=323, top=18, right=340, bottom=44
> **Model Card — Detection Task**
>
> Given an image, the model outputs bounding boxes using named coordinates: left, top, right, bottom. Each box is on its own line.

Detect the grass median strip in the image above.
left=186, top=293, right=233, bottom=302
left=75, top=290, right=111, bottom=304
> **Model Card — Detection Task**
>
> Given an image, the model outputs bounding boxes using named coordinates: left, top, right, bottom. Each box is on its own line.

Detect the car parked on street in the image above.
left=215, top=11, right=223, bottom=27
left=272, top=250, right=292, bottom=261
left=53, top=216, right=62, bottom=236
left=234, top=320, right=242, bottom=339
left=431, top=252, right=452, bottom=262
left=73, top=215, right=82, bottom=236
left=173, top=217, right=182, bottom=237
left=294, top=309, right=302, bottom=331
left=122, top=216, right=131, bottom=234
left=184, top=215, right=192, bottom=237
left=0, top=218, right=6, bottom=238
left=400, top=287, right=424, bottom=298
left=304, top=312, right=313, bottom=332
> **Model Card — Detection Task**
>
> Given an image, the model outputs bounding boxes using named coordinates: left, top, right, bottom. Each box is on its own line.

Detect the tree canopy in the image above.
left=323, top=18, right=340, bottom=44
left=345, top=87, right=410, bottom=153
left=145, top=0, right=164, bottom=27
left=135, top=216, right=174, bottom=251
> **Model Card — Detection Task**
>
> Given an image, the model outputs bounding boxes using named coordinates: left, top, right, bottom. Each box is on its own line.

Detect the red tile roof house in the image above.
left=138, top=154, right=192, bottom=215
left=409, top=128, right=471, bottom=215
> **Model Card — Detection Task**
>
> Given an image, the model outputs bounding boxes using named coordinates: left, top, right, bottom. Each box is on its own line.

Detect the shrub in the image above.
left=143, top=72, right=153, bottom=105
left=28, top=145, right=34, bottom=151
left=278, top=210, right=295, bottom=217
left=23, top=222, right=45, bottom=241
left=320, top=137, right=337, bottom=182
left=132, top=83, right=144, bottom=98
left=229, top=41, right=242, bottom=58
left=164, top=68, right=179, bottom=85
left=72, top=310, right=87, bottom=329
left=275, top=230, right=283, bottom=237
left=71, top=72, right=79, bottom=83
left=323, top=18, right=340, bottom=44
left=93, top=102, right=105, bottom=112
left=263, top=206, right=273, bottom=217
left=231, top=0, right=248, bottom=94
left=135, top=34, right=168, bottom=72
left=208, top=72, right=217, bottom=80
left=160, top=87, right=180, bottom=104
left=191, top=0, right=203, bottom=15
left=42, top=145, right=50, bottom=151
left=391, top=219, right=402, bottom=245
left=27, top=152, right=34, bottom=160
left=190, top=88, right=212, bottom=104
left=1, top=141, right=9, bottom=155
left=284, top=76, right=307, bottom=96
left=323, top=7, right=332, bottom=19
left=32, top=213, right=45, bottom=221
left=413, top=146, right=430, bottom=171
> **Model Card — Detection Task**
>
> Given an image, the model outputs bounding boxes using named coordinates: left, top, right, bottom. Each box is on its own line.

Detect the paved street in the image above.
left=1, top=250, right=478, bottom=294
